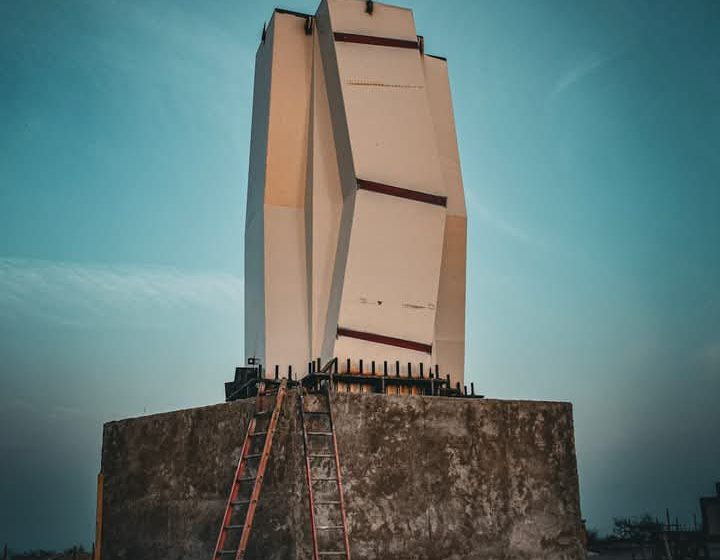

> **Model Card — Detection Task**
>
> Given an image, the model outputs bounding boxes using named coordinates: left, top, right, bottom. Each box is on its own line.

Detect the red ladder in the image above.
left=212, top=379, right=287, bottom=559
left=300, top=387, right=351, bottom=560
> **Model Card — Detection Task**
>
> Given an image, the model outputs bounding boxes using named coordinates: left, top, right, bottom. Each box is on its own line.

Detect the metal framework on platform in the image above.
left=224, top=359, right=483, bottom=402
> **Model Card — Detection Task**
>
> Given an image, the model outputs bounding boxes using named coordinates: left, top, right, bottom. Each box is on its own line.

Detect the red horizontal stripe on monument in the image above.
left=333, top=32, right=419, bottom=50
left=337, top=327, right=432, bottom=354
left=356, top=179, right=447, bottom=207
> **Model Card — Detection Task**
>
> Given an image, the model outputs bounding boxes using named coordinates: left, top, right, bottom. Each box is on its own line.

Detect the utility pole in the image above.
left=3, top=543, right=8, bottom=560
left=663, top=508, right=674, bottom=560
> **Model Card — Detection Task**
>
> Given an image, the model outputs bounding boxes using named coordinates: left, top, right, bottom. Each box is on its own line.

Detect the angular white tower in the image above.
left=245, top=0, right=467, bottom=387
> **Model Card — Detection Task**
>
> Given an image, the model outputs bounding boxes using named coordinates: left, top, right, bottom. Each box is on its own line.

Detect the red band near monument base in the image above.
left=337, top=326, right=432, bottom=354
left=356, top=179, right=448, bottom=207
left=333, top=32, right=419, bottom=50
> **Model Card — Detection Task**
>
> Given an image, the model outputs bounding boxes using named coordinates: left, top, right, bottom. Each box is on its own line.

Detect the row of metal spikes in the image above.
left=248, top=357, right=481, bottom=397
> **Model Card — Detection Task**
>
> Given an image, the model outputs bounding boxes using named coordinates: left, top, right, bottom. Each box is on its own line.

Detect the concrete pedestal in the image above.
left=100, top=391, right=584, bottom=559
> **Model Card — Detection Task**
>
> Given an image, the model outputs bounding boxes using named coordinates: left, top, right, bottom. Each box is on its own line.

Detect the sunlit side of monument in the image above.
left=245, top=0, right=467, bottom=387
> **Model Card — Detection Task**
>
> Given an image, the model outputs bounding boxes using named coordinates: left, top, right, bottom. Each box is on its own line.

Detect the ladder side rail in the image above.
left=326, top=388, right=351, bottom=560
left=300, top=391, right=321, bottom=560
left=235, top=380, right=287, bottom=560
left=212, top=415, right=257, bottom=558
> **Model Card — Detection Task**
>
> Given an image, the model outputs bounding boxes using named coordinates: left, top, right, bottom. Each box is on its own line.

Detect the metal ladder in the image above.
left=300, top=387, right=351, bottom=560
left=212, top=379, right=288, bottom=559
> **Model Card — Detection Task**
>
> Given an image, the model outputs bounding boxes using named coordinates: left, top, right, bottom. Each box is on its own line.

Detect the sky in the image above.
left=1, top=0, right=719, bottom=551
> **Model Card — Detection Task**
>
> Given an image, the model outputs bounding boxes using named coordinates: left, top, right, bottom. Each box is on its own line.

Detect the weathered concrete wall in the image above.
left=100, top=392, right=584, bottom=560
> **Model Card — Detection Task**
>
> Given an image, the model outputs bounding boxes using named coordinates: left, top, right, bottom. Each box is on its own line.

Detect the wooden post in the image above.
left=94, top=472, right=104, bottom=560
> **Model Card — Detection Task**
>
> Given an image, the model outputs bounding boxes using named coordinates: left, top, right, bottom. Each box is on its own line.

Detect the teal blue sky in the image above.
left=1, top=0, right=719, bottom=550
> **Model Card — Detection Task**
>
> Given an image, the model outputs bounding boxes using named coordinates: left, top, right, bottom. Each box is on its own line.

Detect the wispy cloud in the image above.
left=474, top=203, right=548, bottom=249
left=551, top=50, right=621, bottom=98
left=0, top=257, right=243, bottom=328
left=466, top=189, right=552, bottom=252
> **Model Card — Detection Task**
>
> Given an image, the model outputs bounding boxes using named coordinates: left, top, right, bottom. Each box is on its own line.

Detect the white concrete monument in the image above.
left=245, top=0, right=467, bottom=387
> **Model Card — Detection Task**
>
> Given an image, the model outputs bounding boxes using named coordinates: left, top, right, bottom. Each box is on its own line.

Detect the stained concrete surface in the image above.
left=100, top=391, right=584, bottom=559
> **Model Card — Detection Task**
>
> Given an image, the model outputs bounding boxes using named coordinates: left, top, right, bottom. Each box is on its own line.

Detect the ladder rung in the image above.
left=317, top=525, right=344, bottom=530
left=307, top=431, right=333, bottom=436
left=318, top=553, right=347, bottom=556
left=238, top=476, right=256, bottom=482
left=254, top=410, right=270, bottom=416
left=304, top=411, right=329, bottom=415
left=224, top=524, right=246, bottom=530
left=309, top=453, right=336, bottom=458
left=312, top=477, right=338, bottom=482
left=245, top=453, right=263, bottom=459
left=217, top=551, right=237, bottom=556
left=315, top=500, right=341, bottom=505
left=250, top=431, right=267, bottom=437
left=231, top=499, right=250, bottom=506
